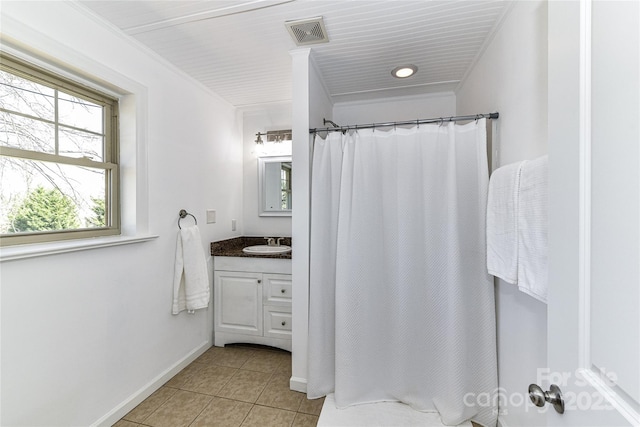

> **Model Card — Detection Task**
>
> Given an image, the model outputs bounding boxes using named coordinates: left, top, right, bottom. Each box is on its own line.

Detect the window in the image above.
left=280, top=162, right=292, bottom=210
left=0, top=53, right=119, bottom=246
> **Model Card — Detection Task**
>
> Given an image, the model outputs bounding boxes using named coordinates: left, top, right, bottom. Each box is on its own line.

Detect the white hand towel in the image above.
left=172, top=225, right=210, bottom=314
left=486, top=160, right=526, bottom=284
left=517, top=155, right=549, bottom=303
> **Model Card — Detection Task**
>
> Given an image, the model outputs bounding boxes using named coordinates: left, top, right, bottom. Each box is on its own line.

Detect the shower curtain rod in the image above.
left=309, top=112, right=499, bottom=134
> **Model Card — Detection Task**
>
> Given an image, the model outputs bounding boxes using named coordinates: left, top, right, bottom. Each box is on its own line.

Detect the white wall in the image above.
left=0, top=3, right=242, bottom=426
left=290, top=51, right=334, bottom=393
left=242, top=103, right=292, bottom=237
left=332, top=92, right=456, bottom=125
left=455, top=2, right=548, bottom=426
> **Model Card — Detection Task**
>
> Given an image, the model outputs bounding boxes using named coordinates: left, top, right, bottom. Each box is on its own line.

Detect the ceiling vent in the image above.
left=285, top=17, right=329, bottom=46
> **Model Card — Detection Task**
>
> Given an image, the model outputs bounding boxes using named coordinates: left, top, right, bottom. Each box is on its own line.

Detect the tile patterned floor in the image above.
left=115, top=344, right=323, bottom=427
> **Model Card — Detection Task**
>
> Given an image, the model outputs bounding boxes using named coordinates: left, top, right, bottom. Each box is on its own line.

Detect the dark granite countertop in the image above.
left=210, top=236, right=292, bottom=259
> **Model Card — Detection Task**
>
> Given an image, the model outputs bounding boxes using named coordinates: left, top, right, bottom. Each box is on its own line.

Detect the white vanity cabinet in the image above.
left=213, top=256, right=292, bottom=351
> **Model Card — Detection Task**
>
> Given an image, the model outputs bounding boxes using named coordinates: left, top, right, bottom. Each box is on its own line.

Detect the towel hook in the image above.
left=178, top=209, right=197, bottom=229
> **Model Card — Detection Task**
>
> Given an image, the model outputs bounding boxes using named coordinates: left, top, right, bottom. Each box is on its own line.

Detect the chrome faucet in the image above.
left=276, top=237, right=285, bottom=246
left=264, top=237, right=276, bottom=246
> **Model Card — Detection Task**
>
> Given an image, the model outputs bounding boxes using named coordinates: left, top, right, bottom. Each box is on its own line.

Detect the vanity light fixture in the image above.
left=254, top=129, right=292, bottom=144
left=391, top=64, right=418, bottom=79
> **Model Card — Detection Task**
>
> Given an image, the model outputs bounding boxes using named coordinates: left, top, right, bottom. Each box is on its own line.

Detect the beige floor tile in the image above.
left=197, top=346, right=258, bottom=368
left=216, top=369, right=272, bottom=403
left=123, top=386, right=177, bottom=423
left=143, top=389, right=212, bottom=427
left=115, top=346, right=315, bottom=427
left=164, top=361, right=207, bottom=389
left=241, top=405, right=296, bottom=427
left=190, top=397, right=253, bottom=427
left=274, top=353, right=292, bottom=376
left=297, top=397, right=325, bottom=416
left=241, top=351, right=288, bottom=374
left=292, top=412, right=319, bottom=427
left=181, top=365, right=237, bottom=395
left=256, top=374, right=305, bottom=411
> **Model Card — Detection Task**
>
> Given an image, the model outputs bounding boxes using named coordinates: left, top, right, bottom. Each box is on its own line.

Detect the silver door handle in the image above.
left=528, top=384, right=564, bottom=414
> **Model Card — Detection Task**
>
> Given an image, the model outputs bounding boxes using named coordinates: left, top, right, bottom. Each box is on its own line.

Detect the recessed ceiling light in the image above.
left=392, top=65, right=418, bottom=79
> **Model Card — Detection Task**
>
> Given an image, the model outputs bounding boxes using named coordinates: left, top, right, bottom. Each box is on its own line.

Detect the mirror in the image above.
left=258, top=156, right=292, bottom=216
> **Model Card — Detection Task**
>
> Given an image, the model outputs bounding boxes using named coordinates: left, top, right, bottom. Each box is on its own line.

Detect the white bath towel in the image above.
left=172, top=225, right=210, bottom=314
left=486, top=160, right=525, bottom=284
left=516, top=155, right=548, bottom=303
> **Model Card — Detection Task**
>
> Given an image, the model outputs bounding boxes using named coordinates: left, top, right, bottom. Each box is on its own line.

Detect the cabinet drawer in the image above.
left=263, top=307, right=292, bottom=338
left=263, top=274, right=292, bottom=305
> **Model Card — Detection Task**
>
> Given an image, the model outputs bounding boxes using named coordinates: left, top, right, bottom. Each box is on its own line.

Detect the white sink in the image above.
left=242, top=245, right=292, bottom=255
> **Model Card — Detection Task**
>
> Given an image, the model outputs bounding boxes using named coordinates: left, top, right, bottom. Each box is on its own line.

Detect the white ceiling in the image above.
left=80, top=0, right=509, bottom=108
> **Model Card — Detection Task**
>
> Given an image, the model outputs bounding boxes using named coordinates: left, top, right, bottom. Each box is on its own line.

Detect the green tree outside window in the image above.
left=8, top=186, right=80, bottom=233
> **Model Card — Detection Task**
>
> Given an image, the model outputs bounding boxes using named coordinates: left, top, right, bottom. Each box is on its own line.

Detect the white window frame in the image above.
left=0, top=52, right=120, bottom=246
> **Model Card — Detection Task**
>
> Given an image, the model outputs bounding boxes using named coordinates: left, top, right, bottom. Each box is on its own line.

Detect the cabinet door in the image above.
left=214, top=271, right=263, bottom=336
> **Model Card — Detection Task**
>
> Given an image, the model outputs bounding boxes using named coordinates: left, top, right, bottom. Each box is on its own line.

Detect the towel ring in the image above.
left=178, top=209, right=197, bottom=229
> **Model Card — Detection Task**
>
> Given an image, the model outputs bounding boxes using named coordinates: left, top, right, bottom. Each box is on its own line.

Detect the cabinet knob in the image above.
left=257, top=279, right=261, bottom=284
left=281, top=321, right=286, bottom=326
left=281, top=289, right=286, bottom=294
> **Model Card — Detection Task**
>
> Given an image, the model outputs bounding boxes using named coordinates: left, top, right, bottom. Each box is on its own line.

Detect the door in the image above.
left=547, top=1, right=639, bottom=426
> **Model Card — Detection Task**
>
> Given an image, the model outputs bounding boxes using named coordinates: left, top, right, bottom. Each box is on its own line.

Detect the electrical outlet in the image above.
left=231, top=219, right=237, bottom=231
left=206, top=210, right=216, bottom=223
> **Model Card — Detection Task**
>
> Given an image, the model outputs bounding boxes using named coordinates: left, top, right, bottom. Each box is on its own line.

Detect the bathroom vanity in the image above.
left=211, top=237, right=292, bottom=352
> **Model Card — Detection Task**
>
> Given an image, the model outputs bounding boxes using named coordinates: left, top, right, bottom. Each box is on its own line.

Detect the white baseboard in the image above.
left=290, top=376, right=307, bottom=393
left=91, top=340, right=211, bottom=427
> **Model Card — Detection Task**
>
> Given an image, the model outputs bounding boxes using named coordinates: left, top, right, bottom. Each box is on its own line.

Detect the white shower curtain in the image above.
left=308, top=119, right=498, bottom=427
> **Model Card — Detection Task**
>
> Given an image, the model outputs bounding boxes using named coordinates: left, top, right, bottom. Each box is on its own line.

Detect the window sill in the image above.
left=0, top=234, right=158, bottom=262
